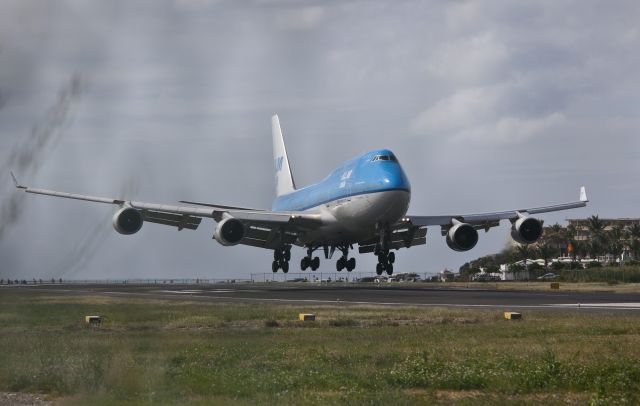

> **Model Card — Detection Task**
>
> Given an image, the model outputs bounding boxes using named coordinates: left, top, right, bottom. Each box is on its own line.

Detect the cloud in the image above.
left=410, top=85, right=506, bottom=136
left=427, top=33, right=510, bottom=85
left=493, top=112, right=565, bottom=143
left=410, top=84, right=566, bottom=144
left=275, top=6, right=324, bottom=31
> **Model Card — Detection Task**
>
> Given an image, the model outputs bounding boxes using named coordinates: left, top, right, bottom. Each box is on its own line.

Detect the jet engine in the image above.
left=112, top=207, right=143, bottom=235
left=445, top=221, right=479, bottom=252
left=511, top=216, right=543, bottom=244
left=214, top=217, right=245, bottom=246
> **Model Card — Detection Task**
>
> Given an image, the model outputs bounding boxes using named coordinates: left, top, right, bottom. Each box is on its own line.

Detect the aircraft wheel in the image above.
left=377, top=252, right=387, bottom=263
left=282, top=261, right=289, bottom=273
left=312, top=256, right=320, bottom=271
left=386, top=263, right=394, bottom=276
left=388, top=252, right=395, bottom=264
left=274, top=250, right=282, bottom=261
left=376, top=263, right=384, bottom=275
left=272, top=261, right=279, bottom=273
left=284, top=249, right=291, bottom=261
left=301, top=257, right=309, bottom=271
left=347, top=257, right=356, bottom=271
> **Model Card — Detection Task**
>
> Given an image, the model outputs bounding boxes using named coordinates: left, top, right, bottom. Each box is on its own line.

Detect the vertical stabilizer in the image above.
left=272, top=115, right=296, bottom=197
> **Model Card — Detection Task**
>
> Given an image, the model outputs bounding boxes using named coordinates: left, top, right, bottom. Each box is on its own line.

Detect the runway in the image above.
left=10, top=282, right=640, bottom=312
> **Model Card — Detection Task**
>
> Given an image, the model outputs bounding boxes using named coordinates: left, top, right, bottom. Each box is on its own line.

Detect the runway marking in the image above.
left=156, top=290, right=205, bottom=294
left=14, top=287, right=640, bottom=311
left=548, top=303, right=640, bottom=309
left=128, top=291, right=640, bottom=310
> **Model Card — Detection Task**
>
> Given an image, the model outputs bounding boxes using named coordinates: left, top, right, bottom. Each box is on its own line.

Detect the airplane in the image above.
left=12, top=115, right=588, bottom=275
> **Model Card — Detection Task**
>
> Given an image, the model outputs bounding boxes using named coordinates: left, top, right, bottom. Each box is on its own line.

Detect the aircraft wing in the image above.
left=11, top=173, right=322, bottom=248
left=406, top=186, right=588, bottom=229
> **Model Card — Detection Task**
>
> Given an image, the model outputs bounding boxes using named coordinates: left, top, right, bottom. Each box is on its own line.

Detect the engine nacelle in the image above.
left=446, top=222, right=479, bottom=252
left=214, top=217, right=245, bottom=246
left=112, top=207, right=143, bottom=235
left=511, top=216, right=543, bottom=244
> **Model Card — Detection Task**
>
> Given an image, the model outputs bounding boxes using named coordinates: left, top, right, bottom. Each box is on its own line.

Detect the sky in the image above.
left=1, top=0, right=639, bottom=280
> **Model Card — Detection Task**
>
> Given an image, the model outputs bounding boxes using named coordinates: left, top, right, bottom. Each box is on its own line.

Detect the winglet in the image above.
left=10, top=171, right=26, bottom=189
left=579, top=186, right=588, bottom=202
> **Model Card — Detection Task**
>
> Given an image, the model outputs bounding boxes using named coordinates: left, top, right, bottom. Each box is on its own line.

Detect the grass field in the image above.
left=1, top=289, right=640, bottom=405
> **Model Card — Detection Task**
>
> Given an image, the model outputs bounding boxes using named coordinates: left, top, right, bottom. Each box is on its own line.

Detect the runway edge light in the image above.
left=504, top=312, right=522, bottom=320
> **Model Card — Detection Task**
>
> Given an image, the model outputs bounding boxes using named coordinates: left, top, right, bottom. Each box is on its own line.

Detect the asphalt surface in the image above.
left=8, top=283, right=640, bottom=312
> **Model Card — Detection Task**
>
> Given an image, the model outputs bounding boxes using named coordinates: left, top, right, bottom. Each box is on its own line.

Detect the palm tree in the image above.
left=538, top=243, right=555, bottom=271
left=608, top=225, right=625, bottom=265
left=587, top=215, right=607, bottom=260
left=566, top=223, right=577, bottom=241
left=517, top=244, right=538, bottom=270
left=629, top=224, right=640, bottom=261
left=631, top=239, right=640, bottom=263
left=587, top=215, right=605, bottom=236
left=545, top=223, right=565, bottom=256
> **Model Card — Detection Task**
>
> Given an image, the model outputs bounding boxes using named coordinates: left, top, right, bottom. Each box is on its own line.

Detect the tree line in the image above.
left=460, top=215, right=640, bottom=275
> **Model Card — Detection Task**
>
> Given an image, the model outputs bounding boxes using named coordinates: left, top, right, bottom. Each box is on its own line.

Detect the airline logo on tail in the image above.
left=275, top=156, right=284, bottom=172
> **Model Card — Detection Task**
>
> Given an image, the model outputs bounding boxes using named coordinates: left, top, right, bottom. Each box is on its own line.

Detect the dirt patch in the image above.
left=0, top=392, right=52, bottom=406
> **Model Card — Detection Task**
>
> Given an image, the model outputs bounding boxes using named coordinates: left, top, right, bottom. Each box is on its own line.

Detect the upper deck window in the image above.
left=372, top=154, right=398, bottom=162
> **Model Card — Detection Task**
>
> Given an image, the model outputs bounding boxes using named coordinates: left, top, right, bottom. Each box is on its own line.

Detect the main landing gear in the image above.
left=375, top=250, right=395, bottom=276
left=375, top=223, right=395, bottom=276
left=300, top=246, right=320, bottom=271
left=335, top=245, right=356, bottom=272
left=272, top=246, right=291, bottom=273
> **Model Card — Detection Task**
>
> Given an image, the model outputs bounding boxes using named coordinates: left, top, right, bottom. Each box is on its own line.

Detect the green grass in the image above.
left=1, top=289, right=640, bottom=404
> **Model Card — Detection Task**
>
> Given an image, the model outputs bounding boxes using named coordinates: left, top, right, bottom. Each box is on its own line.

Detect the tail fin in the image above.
left=272, top=114, right=296, bottom=197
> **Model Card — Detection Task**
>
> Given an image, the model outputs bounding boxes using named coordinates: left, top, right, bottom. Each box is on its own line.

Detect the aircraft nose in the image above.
left=382, top=165, right=411, bottom=192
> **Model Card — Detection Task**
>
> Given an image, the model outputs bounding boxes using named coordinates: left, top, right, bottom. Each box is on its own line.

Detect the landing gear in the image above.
left=375, top=223, right=396, bottom=276
left=335, top=245, right=356, bottom=272
left=375, top=251, right=395, bottom=275
left=300, top=246, right=320, bottom=271
left=272, top=246, right=291, bottom=273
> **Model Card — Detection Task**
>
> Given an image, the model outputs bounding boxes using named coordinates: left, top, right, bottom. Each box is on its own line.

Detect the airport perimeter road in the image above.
left=9, top=283, right=640, bottom=312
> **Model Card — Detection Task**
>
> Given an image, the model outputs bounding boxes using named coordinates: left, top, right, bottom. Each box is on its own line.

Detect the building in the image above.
left=499, top=259, right=545, bottom=281
left=567, top=218, right=640, bottom=241
left=438, top=269, right=455, bottom=282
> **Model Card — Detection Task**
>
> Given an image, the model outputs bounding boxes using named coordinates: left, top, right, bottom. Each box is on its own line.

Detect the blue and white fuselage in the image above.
left=272, top=149, right=411, bottom=245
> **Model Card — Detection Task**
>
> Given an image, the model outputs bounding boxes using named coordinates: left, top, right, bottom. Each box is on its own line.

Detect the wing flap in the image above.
left=239, top=226, right=299, bottom=249
left=358, top=226, right=428, bottom=253
left=141, top=210, right=202, bottom=231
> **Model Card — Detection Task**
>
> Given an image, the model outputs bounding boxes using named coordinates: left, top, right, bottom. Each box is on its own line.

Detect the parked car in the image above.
left=537, top=273, right=558, bottom=280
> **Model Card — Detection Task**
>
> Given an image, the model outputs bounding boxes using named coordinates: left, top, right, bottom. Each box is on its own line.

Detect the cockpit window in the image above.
left=372, top=154, right=398, bottom=162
